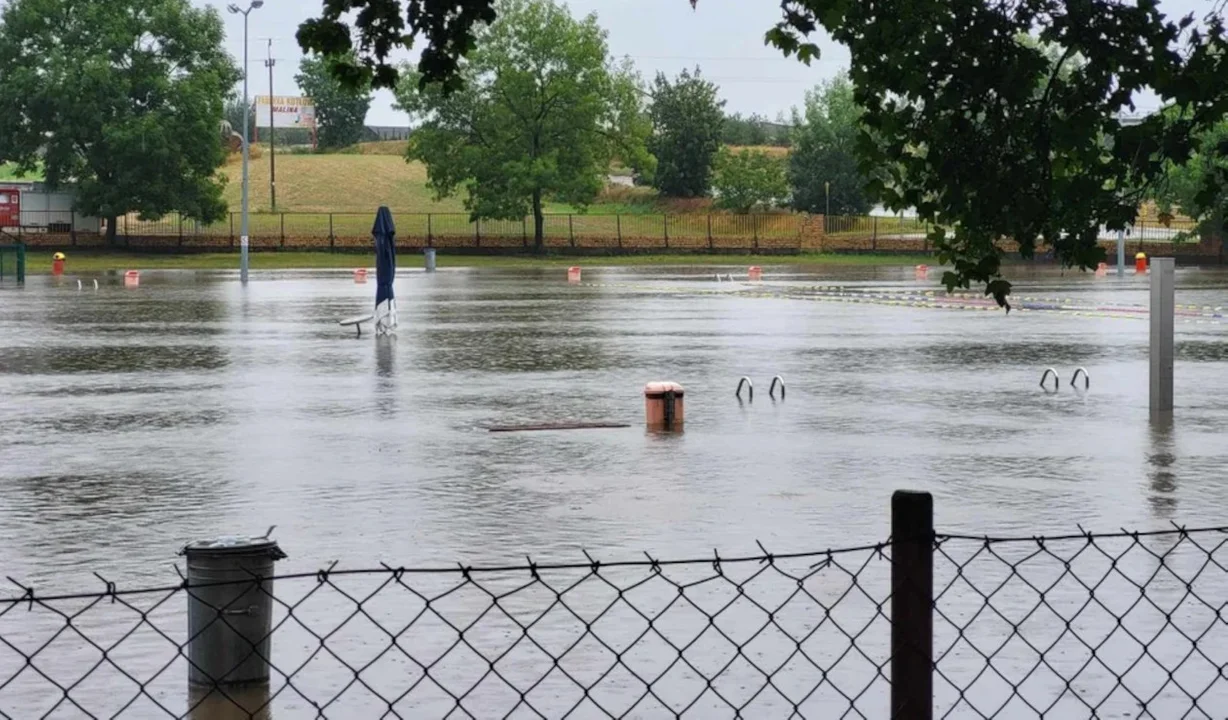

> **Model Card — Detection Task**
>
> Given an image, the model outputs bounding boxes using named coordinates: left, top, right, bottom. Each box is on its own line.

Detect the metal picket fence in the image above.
left=1, top=492, right=1227, bottom=718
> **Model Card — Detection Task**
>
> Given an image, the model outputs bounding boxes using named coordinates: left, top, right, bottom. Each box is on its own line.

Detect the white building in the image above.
left=0, top=181, right=100, bottom=233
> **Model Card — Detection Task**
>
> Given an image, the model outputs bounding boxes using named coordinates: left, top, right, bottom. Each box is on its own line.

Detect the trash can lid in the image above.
left=644, top=381, right=684, bottom=397
left=180, top=536, right=285, bottom=558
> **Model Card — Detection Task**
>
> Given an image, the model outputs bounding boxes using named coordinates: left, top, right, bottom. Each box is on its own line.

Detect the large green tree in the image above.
left=392, top=0, right=652, bottom=250
left=789, top=74, right=871, bottom=216
left=713, top=148, right=788, bottom=214
left=648, top=68, right=725, bottom=198
left=0, top=0, right=238, bottom=244
left=300, top=0, right=1228, bottom=307
left=1153, top=119, right=1228, bottom=240
left=296, top=54, right=374, bottom=150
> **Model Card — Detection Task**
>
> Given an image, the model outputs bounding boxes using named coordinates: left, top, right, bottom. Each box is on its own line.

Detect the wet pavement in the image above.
left=3, top=263, right=1228, bottom=717
left=2, top=264, right=1226, bottom=584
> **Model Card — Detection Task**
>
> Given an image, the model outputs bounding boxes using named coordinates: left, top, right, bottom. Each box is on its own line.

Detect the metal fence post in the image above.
left=475, top=217, right=481, bottom=248
left=230, top=212, right=235, bottom=249
left=71, top=210, right=77, bottom=246
left=329, top=214, right=335, bottom=253
left=280, top=213, right=285, bottom=249
left=522, top=216, right=528, bottom=249
left=124, top=214, right=130, bottom=248
left=753, top=214, right=759, bottom=250
left=178, top=214, right=184, bottom=248
left=427, top=214, right=433, bottom=248
left=617, top=214, right=622, bottom=249
left=872, top=216, right=878, bottom=251
left=569, top=214, right=575, bottom=248
left=891, top=490, right=934, bottom=720
left=708, top=214, right=713, bottom=250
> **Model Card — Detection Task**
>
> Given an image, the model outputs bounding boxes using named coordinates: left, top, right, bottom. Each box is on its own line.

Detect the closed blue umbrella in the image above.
left=373, top=206, right=397, bottom=334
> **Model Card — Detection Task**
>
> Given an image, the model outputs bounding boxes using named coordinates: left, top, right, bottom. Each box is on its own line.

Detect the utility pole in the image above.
left=265, top=39, right=277, bottom=212
left=228, top=0, right=263, bottom=284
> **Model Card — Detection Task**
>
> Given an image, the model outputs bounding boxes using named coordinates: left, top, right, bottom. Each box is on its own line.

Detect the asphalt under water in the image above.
left=2, top=264, right=1228, bottom=718
left=2, top=264, right=1226, bottom=583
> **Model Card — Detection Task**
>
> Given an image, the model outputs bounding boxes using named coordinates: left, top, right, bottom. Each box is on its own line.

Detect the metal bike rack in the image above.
left=769, top=375, right=786, bottom=400
left=1070, top=367, right=1090, bottom=390
left=735, top=377, right=753, bottom=401
left=1040, top=368, right=1060, bottom=392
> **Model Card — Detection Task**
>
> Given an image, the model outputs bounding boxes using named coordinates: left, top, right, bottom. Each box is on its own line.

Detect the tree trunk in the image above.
left=532, top=189, right=544, bottom=253
left=106, top=215, right=119, bottom=247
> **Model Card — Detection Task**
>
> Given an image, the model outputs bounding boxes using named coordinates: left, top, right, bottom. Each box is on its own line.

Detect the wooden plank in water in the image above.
left=487, top=422, right=632, bottom=433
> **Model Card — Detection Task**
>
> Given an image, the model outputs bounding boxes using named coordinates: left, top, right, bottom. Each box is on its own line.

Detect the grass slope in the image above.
left=29, top=251, right=936, bottom=274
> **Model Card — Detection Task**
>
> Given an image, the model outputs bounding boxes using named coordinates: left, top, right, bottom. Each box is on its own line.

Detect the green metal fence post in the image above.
left=178, top=214, right=184, bottom=247
left=71, top=211, right=77, bottom=246
left=708, top=214, right=713, bottom=250
left=664, top=215, right=669, bottom=249
left=124, top=214, right=130, bottom=248
left=873, top=216, right=878, bottom=251
left=329, top=213, right=335, bottom=253
left=476, top=217, right=481, bottom=248
left=569, top=214, right=575, bottom=248
left=753, top=214, right=759, bottom=250
left=280, top=213, right=286, bottom=249
left=16, top=243, right=25, bottom=283
left=427, top=213, right=433, bottom=248
left=522, top=216, right=528, bottom=248
left=230, top=212, right=235, bottom=249
left=617, top=214, right=622, bottom=249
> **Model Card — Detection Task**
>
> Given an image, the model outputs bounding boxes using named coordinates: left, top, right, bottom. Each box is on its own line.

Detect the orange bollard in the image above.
left=567, top=266, right=582, bottom=284
left=123, top=270, right=140, bottom=287
left=52, top=252, right=65, bottom=276
left=915, top=264, right=928, bottom=278
left=1135, top=252, right=1147, bottom=274
left=644, top=382, right=685, bottom=432
left=748, top=266, right=763, bottom=281
left=354, top=268, right=368, bottom=283
left=1096, top=262, right=1108, bottom=277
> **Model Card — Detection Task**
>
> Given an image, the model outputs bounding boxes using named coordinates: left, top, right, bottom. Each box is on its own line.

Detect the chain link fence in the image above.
left=1, top=493, right=1226, bottom=718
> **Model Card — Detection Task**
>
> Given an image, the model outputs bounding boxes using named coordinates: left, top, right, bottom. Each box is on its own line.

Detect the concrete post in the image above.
left=1150, top=257, right=1175, bottom=414
left=1117, top=230, right=1126, bottom=278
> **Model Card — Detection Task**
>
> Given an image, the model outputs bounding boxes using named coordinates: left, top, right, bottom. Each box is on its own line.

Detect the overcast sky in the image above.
left=201, top=0, right=1214, bottom=127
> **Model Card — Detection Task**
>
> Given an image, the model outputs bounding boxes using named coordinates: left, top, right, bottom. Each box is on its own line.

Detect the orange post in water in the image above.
left=52, top=252, right=65, bottom=275
left=123, top=270, right=140, bottom=287
left=354, top=268, right=368, bottom=283
left=644, top=382, right=685, bottom=432
left=748, top=266, right=763, bottom=281
left=1135, top=252, right=1147, bottom=274
left=568, top=266, right=582, bottom=284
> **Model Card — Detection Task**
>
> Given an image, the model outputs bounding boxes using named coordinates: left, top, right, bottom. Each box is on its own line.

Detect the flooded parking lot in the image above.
left=1, top=263, right=1227, bottom=717
left=2, top=264, right=1227, bottom=579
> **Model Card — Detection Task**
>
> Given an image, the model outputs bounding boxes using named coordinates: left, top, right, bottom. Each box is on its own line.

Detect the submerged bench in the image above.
left=338, top=314, right=375, bottom=337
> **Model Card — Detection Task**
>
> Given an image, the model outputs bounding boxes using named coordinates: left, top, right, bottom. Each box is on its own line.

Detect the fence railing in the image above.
left=2, top=491, right=1226, bottom=718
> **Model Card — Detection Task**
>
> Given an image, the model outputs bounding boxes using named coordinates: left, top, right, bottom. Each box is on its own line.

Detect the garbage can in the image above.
left=424, top=248, right=436, bottom=272
left=181, top=536, right=286, bottom=687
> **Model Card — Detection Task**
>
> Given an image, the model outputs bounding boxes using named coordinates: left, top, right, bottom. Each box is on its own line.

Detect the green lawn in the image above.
left=28, top=250, right=938, bottom=274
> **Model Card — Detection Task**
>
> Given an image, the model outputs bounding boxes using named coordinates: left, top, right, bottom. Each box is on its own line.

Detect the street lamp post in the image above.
left=228, top=0, right=263, bottom=284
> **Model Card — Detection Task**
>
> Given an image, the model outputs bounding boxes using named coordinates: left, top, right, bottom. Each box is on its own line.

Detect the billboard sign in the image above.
left=255, top=96, right=316, bottom=129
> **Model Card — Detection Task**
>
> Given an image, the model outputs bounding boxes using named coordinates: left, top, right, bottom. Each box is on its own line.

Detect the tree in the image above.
left=0, top=0, right=238, bottom=245
left=225, top=99, right=255, bottom=142
left=648, top=69, right=725, bottom=198
left=300, top=0, right=1228, bottom=307
left=789, top=74, right=871, bottom=216
left=392, top=0, right=653, bottom=251
left=713, top=148, right=788, bottom=214
left=296, top=54, right=374, bottom=149
left=1153, top=119, right=1228, bottom=240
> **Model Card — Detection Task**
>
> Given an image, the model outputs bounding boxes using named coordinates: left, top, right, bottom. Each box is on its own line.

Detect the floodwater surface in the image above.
left=1, top=264, right=1227, bottom=718
left=1, top=265, right=1227, bottom=580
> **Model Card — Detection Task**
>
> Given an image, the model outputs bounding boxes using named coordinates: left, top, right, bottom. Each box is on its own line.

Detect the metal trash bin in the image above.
left=181, top=536, right=286, bottom=687
left=424, top=247, right=437, bottom=272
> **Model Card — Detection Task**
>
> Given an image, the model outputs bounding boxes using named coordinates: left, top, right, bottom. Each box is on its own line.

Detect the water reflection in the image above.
left=1147, top=415, right=1178, bottom=519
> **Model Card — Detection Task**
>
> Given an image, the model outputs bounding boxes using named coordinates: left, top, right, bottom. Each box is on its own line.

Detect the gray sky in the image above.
left=202, top=0, right=1212, bottom=127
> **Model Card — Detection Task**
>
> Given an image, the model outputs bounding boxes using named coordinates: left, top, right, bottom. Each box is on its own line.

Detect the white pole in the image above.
left=1149, top=257, right=1175, bottom=414
left=1116, top=229, right=1125, bottom=278
left=240, top=12, right=251, bottom=284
